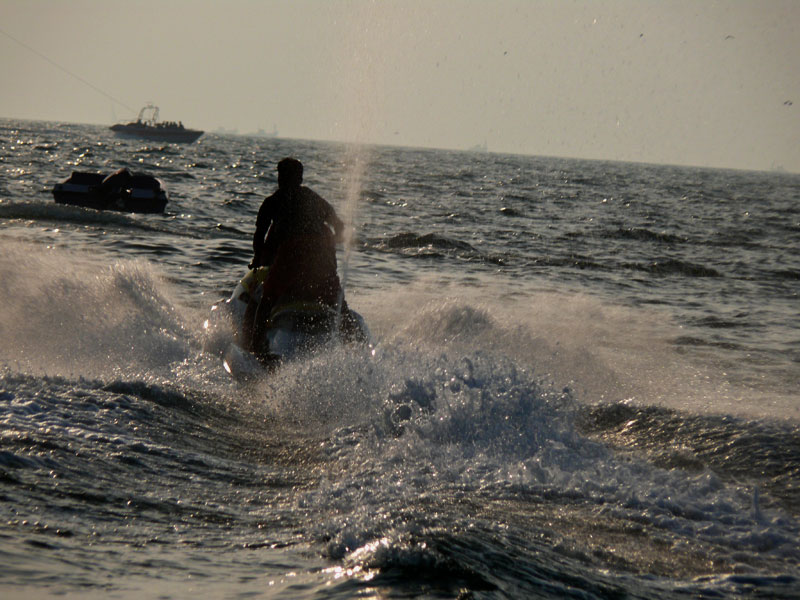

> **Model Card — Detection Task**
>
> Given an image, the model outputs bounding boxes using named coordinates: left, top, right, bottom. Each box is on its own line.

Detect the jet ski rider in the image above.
left=243, top=157, right=347, bottom=352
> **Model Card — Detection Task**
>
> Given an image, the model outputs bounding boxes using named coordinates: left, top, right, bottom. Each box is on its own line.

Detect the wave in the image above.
left=606, top=227, right=687, bottom=244
left=687, top=314, right=751, bottom=329
left=579, top=402, right=800, bottom=509
left=0, top=200, right=237, bottom=244
left=3, top=283, right=799, bottom=596
left=367, top=231, right=504, bottom=264
left=625, top=258, right=722, bottom=277
left=0, top=241, right=193, bottom=378
left=274, top=328, right=800, bottom=588
left=0, top=200, right=169, bottom=232
left=772, top=269, right=800, bottom=280
left=498, top=206, right=525, bottom=217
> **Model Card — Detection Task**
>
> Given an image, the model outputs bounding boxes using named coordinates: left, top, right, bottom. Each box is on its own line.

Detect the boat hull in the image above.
left=110, top=124, right=204, bottom=144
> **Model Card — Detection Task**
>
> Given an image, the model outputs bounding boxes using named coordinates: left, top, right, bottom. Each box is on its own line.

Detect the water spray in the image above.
left=335, top=147, right=368, bottom=336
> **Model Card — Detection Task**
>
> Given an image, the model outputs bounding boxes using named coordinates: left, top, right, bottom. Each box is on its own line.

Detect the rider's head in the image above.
left=277, top=157, right=303, bottom=189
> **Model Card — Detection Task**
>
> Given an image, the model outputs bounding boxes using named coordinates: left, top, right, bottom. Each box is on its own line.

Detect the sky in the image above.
left=1, top=0, right=798, bottom=172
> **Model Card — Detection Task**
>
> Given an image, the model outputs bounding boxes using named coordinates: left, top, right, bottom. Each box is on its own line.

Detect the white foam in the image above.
left=352, top=277, right=797, bottom=420
left=0, top=240, right=192, bottom=379
left=270, top=302, right=800, bottom=571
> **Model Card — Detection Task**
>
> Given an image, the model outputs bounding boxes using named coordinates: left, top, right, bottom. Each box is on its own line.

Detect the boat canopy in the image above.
left=136, top=104, right=160, bottom=126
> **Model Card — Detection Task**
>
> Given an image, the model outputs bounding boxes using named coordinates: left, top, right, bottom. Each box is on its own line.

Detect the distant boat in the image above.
left=468, top=141, right=488, bottom=153
left=110, top=104, right=203, bottom=143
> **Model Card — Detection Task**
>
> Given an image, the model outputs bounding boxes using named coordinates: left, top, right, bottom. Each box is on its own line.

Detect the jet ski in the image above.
left=202, top=267, right=371, bottom=378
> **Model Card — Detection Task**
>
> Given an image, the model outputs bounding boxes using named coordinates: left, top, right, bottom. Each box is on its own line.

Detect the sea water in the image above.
left=0, top=119, right=798, bottom=598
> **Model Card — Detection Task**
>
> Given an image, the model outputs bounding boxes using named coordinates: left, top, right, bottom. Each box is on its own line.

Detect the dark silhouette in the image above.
left=52, top=169, right=168, bottom=213
left=244, top=157, right=347, bottom=352
left=99, top=167, right=133, bottom=197
left=109, top=104, right=203, bottom=143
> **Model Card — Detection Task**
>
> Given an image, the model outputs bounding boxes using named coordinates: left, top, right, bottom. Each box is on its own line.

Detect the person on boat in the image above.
left=97, top=167, right=133, bottom=206
left=243, top=157, right=348, bottom=352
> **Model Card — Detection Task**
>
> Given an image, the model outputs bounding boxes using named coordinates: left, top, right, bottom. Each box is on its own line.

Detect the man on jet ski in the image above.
left=244, top=157, right=347, bottom=353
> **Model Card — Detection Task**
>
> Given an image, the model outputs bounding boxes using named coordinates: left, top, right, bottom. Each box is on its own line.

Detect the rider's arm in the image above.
left=314, top=192, right=345, bottom=242
left=329, top=211, right=345, bottom=242
left=251, top=198, right=273, bottom=268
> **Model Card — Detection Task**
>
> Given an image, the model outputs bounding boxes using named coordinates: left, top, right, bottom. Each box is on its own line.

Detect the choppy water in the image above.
left=1, top=119, right=799, bottom=599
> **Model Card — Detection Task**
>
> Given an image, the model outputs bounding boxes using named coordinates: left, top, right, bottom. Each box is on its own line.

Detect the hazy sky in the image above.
left=2, top=0, right=798, bottom=171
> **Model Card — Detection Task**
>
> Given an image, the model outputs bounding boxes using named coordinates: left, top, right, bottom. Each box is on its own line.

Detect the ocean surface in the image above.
left=0, top=119, right=798, bottom=599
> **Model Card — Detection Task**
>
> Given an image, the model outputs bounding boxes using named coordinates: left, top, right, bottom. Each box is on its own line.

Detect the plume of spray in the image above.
left=335, top=148, right=365, bottom=327
left=329, top=5, right=390, bottom=330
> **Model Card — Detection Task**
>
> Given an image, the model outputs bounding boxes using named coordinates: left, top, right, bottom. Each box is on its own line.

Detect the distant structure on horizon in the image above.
left=214, top=127, right=239, bottom=136
left=246, top=125, right=278, bottom=139
left=468, top=141, right=488, bottom=153
left=110, top=104, right=204, bottom=144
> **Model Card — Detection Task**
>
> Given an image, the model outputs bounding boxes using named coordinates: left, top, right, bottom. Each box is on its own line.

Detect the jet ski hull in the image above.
left=203, top=269, right=371, bottom=377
